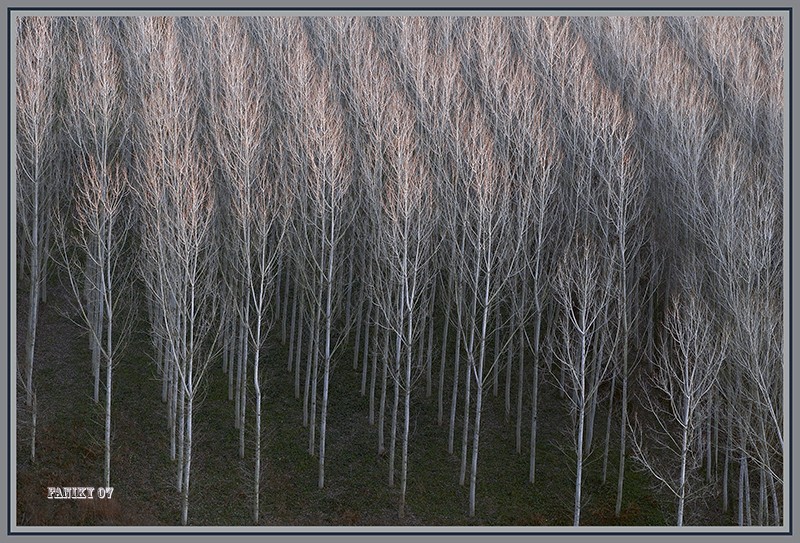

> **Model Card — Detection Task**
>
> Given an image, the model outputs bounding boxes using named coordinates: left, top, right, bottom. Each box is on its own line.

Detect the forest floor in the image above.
left=15, top=281, right=732, bottom=527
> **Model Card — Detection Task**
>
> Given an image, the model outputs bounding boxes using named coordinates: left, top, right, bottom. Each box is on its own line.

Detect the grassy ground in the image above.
left=17, top=283, right=678, bottom=527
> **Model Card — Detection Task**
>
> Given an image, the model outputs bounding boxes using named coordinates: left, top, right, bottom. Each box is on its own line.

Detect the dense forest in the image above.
left=15, top=15, right=784, bottom=527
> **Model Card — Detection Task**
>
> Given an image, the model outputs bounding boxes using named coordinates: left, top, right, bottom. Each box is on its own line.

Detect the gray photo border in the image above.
left=2, top=1, right=796, bottom=542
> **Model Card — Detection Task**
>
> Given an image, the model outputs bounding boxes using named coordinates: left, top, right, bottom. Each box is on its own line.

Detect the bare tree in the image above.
left=553, top=231, right=612, bottom=527
left=15, top=16, right=57, bottom=462
left=203, top=16, right=286, bottom=522
left=370, top=88, right=437, bottom=517
left=137, top=17, right=219, bottom=525
left=632, top=288, right=727, bottom=526
left=278, top=18, right=353, bottom=489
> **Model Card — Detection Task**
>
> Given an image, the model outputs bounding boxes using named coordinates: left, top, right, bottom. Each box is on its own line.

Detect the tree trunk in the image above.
left=235, top=303, right=244, bottom=430
left=288, top=290, right=298, bottom=373
left=318, top=274, right=334, bottom=488
left=30, top=393, right=37, bottom=462
left=92, top=256, right=102, bottom=404
left=170, top=346, right=178, bottom=461
left=253, top=341, right=262, bottom=523
left=602, top=370, right=616, bottom=483
left=438, top=293, right=451, bottom=426
left=469, top=375, right=484, bottom=517
left=25, top=246, right=40, bottom=461
left=181, top=393, right=193, bottom=526
left=504, top=316, right=513, bottom=421
left=723, top=405, right=732, bottom=512
left=344, top=247, right=356, bottom=328
left=360, top=304, right=373, bottom=396
left=615, top=332, right=629, bottom=516
left=448, top=300, right=463, bottom=455
left=425, top=283, right=437, bottom=399
left=177, top=369, right=185, bottom=491
left=352, top=280, right=365, bottom=370
left=459, top=353, right=472, bottom=486
left=529, top=312, right=541, bottom=483
left=239, top=296, right=249, bottom=459
left=103, top=277, right=113, bottom=488
left=295, top=306, right=304, bottom=400
left=228, top=317, right=235, bottom=401
left=574, top=394, right=585, bottom=527
left=389, top=328, right=401, bottom=486
left=677, top=397, right=690, bottom=527
left=515, top=318, right=524, bottom=454
left=369, top=323, right=380, bottom=425
left=469, top=278, right=491, bottom=516
left=573, top=331, right=587, bottom=527
left=308, top=312, right=320, bottom=449
left=378, top=329, right=390, bottom=454
left=281, top=267, right=291, bottom=341
left=399, top=307, right=414, bottom=517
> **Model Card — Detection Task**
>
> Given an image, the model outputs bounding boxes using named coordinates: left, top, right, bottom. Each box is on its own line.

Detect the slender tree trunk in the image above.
left=706, top=407, right=713, bottom=482
left=281, top=267, right=290, bottom=341
left=438, top=291, right=451, bottom=426
left=723, top=405, right=732, bottom=512
left=288, top=290, right=298, bottom=373
left=303, top=312, right=314, bottom=428
left=713, top=400, right=719, bottom=481
left=378, top=328, right=390, bottom=454
left=460, top=353, right=472, bottom=486
left=170, top=345, right=178, bottom=461
left=425, top=282, right=437, bottom=398
left=615, top=331, right=629, bottom=516
left=399, top=307, right=414, bottom=517
left=352, top=279, right=365, bottom=370
left=602, top=370, right=616, bottom=483
left=758, top=465, right=766, bottom=526
left=295, top=306, right=304, bottom=400
left=253, top=331, right=263, bottom=523
left=573, top=330, right=588, bottom=527
left=181, top=393, right=193, bottom=526
left=574, top=394, right=586, bottom=527
left=275, top=257, right=283, bottom=321
left=344, top=246, right=355, bottom=327
left=515, top=318, right=524, bottom=454
left=30, top=393, right=36, bottom=462
left=228, top=317, right=235, bottom=401
left=177, top=371, right=185, bottom=492
left=469, top=275, right=491, bottom=517
left=529, top=312, right=541, bottom=483
left=308, top=311, right=320, bottom=449
left=369, top=323, right=380, bottom=425
left=504, top=313, right=513, bottom=421
left=239, top=296, right=249, bottom=459
left=318, top=269, right=334, bottom=489
left=768, top=460, right=780, bottom=525
left=25, top=249, right=40, bottom=410
left=92, top=255, right=102, bottom=404
left=448, top=296, right=463, bottom=455
left=492, top=305, right=500, bottom=397
left=103, top=255, right=113, bottom=488
left=360, top=303, right=373, bottom=396
left=740, top=450, right=751, bottom=526
left=235, top=302, right=244, bottom=430
left=425, top=313, right=435, bottom=400
left=677, top=398, right=690, bottom=527
left=40, top=221, right=50, bottom=305
left=389, top=327, right=401, bottom=486
left=222, top=315, right=230, bottom=374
